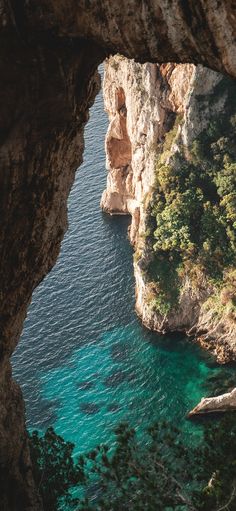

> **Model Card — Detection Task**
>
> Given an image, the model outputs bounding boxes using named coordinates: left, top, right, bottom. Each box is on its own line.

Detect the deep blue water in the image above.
left=12, top=68, right=235, bottom=457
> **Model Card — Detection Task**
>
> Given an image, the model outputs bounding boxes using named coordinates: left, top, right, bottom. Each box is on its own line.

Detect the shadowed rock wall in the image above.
left=0, top=4, right=105, bottom=509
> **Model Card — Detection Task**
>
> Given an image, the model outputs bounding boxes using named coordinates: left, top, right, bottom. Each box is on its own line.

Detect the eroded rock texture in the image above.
left=0, top=4, right=104, bottom=509
left=102, top=56, right=236, bottom=363
left=0, top=0, right=236, bottom=508
left=37, top=0, right=236, bottom=77
left=1, top=1, right=236, bottom=76
left=101, top=57, right=195, bottom=243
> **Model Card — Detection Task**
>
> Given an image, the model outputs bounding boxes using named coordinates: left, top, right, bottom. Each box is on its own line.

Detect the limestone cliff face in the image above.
left=102, top=57, right=161, bottom=243
left=101, top=57, right=195, bottom=243
left=102, top=56, right=236, bottom=364
left=135, top=262, right=236, bottom=364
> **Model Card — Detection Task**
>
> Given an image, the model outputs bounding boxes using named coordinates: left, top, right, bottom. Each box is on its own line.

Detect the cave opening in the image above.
left=1, top=3, right=236, bottom=503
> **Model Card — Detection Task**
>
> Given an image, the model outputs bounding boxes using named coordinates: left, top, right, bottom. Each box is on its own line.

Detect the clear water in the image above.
left=12, top=68, right=236, bottom=457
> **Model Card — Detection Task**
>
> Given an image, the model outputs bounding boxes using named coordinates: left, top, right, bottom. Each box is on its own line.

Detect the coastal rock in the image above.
left=101, top=57, right=194, bottom=243
left=135, top=264, right=236, bottom=365
left=188, top=388, right=236, bottom=416
left=0, top=1, right=236, bottom=507
left=0, top=25, right=104, bottom=510
left=102, top=57, right=236, bottom=364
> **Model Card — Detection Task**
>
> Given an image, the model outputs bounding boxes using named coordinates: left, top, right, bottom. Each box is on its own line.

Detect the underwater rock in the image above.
left=111, top=343, right=129, bottom=362
left=80, top=402, right=100, bottom=415
left=107, top=402, right=120, bottom=412
left=104, top=369, right=129, bottom=387
left=77, top=381, right=94, bottom=391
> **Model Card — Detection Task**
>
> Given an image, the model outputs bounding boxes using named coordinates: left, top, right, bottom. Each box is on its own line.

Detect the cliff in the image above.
left=102, top=56, right=236, bottom=364
left=1, top=1, right=236, bottom=508
left=101, top=58, right=195, bottom=245
left=0, top=7, right=104, bottom=508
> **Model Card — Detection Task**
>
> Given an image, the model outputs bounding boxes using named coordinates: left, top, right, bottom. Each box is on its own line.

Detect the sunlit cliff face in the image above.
left=0, top=1, right=236, bottom=509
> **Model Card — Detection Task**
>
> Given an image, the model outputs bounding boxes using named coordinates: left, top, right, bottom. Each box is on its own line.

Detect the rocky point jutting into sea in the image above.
left=101, top=56, right=236, bottom=365
left=1, top=1, right=236, bottom=509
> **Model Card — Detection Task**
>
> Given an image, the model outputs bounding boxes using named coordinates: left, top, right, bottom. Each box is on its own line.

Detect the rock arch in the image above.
left=0, top=1, right=236, bottom=509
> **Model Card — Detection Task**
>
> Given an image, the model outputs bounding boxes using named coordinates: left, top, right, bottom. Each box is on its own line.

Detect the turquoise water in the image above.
left=12, top=68, right=235, bottom=456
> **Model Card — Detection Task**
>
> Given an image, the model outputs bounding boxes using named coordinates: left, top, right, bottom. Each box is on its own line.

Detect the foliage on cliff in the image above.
left=144, top=78, right=236, bottom=315
left=29, top=414, right=236, bottom=510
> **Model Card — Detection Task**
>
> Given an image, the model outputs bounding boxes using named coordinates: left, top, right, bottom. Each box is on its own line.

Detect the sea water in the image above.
left=12, top=68, right=236, bottom=456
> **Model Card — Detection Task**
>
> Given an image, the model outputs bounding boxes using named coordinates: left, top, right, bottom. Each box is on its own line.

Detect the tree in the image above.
left=29, top=428, right=84, bottom=511
left=193, top=414, right=236, bottom=511
left=30, top=414, right=236, bottom=511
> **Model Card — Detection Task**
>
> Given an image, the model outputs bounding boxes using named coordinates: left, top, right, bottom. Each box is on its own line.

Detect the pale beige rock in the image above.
left=101, top=57, right=194, bottom=243
left=189, top=388, right=236, bottom=416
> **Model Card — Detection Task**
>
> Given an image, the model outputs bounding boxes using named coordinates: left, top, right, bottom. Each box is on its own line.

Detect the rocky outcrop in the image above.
left=102, top=56, right=236, bottom=364
left=101, top=57, right=195, bottom=243
left=102, top=57, right=161, bottom=242
left=189, top=388, right=236, bottom=416
left=135, top=265, right=236, bottom=364
left=1, top=1, right=236, bottom=508
left=135, top=67, right=236, bottom=364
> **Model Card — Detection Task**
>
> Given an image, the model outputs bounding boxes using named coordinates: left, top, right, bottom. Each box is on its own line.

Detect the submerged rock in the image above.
left=104, top=370, right=128, bottom=387
left=80, top=403, right=100, bottom=415
left=111, top=343, right=129, bottom=362
left=77, top=381, right=94, bottom=391
left=107, top=402, right=120, bottom=412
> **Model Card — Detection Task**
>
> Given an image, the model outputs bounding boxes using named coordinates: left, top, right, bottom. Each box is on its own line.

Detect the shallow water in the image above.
left=12, top=68, right=236, bottom=456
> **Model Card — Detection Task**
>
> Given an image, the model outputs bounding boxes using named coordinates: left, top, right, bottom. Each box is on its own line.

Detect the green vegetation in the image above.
left=143, top=78, right=236, bottom=315
left=30, top=414, right=236, bottom=510
left=30, top=428, right=84, bottom=510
